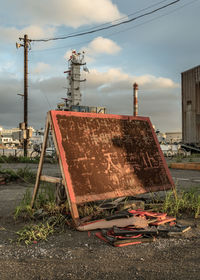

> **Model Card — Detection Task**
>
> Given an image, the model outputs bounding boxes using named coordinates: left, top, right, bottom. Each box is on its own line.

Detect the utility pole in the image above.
left=133, top=83, right=138, bottom=117
left=16, top=34, right=31, bottom=157
left=23, top=34, right=28, bottom=157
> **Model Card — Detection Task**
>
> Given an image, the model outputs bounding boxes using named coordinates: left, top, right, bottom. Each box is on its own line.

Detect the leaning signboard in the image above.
left=31, top=111, right=174, bottom=224
left=49, top=111, right=174, bottom=220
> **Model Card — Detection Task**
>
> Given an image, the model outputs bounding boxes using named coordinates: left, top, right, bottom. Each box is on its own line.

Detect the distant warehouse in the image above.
left=182, top=65, right=200, bottom=146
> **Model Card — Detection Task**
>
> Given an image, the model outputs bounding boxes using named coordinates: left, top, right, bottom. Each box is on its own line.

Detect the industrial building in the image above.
left=165, top=132, right=182, bottom=144
left=0, top=126, right=35, bottom=148
left=182, top=65, right=200, bottom=146
left=57, top=50, right=106, bottom=114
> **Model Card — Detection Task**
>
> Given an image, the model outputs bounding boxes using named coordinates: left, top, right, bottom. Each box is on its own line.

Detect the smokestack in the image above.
left=133, top=83, right=138, bottom=116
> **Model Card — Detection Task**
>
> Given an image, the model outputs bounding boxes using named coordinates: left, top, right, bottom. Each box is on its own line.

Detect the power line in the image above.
left=102, top=0, right=199, bottom=40
left=30, top=0, right=180, bottom=42
left=31, top=0, right=197, bottom=54
left=31, top=39, right=92, bottom=52
left=43, top=0, right=170, bottom=40
left=31, top=0, right=171, bottom=52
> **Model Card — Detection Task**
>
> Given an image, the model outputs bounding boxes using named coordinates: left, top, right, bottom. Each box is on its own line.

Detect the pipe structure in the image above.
left=133, top=83, right=138, bottom=116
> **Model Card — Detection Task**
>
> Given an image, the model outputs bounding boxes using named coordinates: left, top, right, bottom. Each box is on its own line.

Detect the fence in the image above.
left=0, top=148, right=32, bottom=157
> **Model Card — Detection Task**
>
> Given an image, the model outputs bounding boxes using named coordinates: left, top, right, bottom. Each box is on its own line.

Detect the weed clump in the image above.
left=0, top=166, right=36, bottom=183
left=14, top=182, right=70, bottom=244
left=16, top=212, right=67, bottom=245
left=14, top=183, right=61, bottom=219
left=16, top=222, right=54, bottom=245
left=162, top=188, right=200, bottom=218
left=15, top=189, right=33, bottom=219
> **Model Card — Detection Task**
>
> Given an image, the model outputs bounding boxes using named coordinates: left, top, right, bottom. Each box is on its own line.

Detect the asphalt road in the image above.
left=1, top=162, right=200, bottom=190
left=0, top=163, right=199, bottom=217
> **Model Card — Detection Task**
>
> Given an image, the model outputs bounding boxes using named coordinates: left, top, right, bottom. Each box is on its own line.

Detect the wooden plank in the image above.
left=77, top=216, right=148, bottom=231
left=49, top=111, right=80, bottom=225
left=170, top=162, right=200, bottom=171
left=31, top=114, right=50, bottom=208
left=40, top=175, right=64, bottom=184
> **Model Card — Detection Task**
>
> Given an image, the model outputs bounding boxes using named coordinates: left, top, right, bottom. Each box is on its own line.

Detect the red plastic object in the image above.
left=129, top=210, right=167, bottom=219
left=95, top=232, right=110, bottom=244
left=114, top=241, right=142, bottom=247
left=150, top=217, right=176, bottom=226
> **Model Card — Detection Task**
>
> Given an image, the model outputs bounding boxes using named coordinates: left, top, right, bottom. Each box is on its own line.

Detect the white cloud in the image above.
left=21, top=25, right=56, bottom=40
left=0, top=67, right=181, bottom=131
left=83, top=37, right=121, bottom=55
left=32, top=62, right=52, bottom=75
left=83, top=37, right=121, bottom=62
left=64, top=37, right=121, bottom=62
left=80, top=68, right=181, bottom=131
left=0, top=61, right=15, bottom=73
left=86, top=68, right=179, bottom=91
left=0, top=25, right=56, bottom=43
left=3, top=0, right=124, bottom=28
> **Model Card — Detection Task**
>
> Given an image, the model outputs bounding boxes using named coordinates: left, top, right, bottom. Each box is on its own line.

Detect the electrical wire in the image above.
left=32, top=38, right=92, bottom=52
left=30, top=0, right=180, bottom=42
left=41, top=0, right=170, bottom=40
left=30, top=0, right=172, bottom=52
left=31, top=0, right=197, bottom=54
left=99, top=0, right=199, bottom=41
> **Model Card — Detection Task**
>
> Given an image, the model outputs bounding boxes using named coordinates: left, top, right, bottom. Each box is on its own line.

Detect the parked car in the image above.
left=45, top=147, right=56, bottom=157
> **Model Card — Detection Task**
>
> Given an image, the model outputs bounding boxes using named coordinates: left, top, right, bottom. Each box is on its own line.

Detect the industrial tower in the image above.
left=57, top=50, right=106, bottom=114
left=58, top=50, right=88, bottom=110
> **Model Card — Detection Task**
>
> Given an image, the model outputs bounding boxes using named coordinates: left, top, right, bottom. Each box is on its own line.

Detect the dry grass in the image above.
left=150, top=188, right=200, bottom=218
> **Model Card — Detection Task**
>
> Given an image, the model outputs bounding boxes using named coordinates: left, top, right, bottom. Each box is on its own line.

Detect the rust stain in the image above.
left=52, top=112, right=173, bottom=204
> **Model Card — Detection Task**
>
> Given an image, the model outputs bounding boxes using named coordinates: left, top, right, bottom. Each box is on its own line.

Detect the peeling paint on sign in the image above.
left=51, top=111, right=174, bottom=204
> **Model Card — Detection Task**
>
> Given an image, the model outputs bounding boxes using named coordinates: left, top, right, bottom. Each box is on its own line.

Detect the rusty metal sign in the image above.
left=50, top=111, right=174, bottom=209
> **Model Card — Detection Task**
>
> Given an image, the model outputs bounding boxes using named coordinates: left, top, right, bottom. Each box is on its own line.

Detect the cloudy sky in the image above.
left=0, top=0, right=199, bottom=132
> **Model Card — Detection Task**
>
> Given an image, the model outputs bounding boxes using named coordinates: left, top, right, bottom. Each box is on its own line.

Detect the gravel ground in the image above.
left=0, top=163, right=200, bottom=279
left=0, top=224, right=200, bottom=280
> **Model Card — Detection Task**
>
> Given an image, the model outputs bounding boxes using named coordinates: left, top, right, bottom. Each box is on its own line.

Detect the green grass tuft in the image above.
left=150, top=188, right=200, bottom=218
left=14, top=182, right=57, bottom=219
left=16, top=222, right=54, bottom=245
left=14, top=189, right=33, bottom=219
left=0, top=166, right=36, bottom=183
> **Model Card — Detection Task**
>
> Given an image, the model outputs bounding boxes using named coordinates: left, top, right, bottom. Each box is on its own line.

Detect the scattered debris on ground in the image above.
left=7, top=185, right=197, bottom=247
left=0, top=170, right=199, bottom=280
left=93, top=209, right=191, bottom=247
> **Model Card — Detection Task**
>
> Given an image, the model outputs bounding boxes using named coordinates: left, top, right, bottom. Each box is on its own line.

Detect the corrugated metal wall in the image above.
left=182, top=65, right=200, bottom=145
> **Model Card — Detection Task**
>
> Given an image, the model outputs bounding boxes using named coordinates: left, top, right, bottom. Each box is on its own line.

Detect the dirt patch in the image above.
left=0, top=227, right=200, bottom=280
left=0, top=177, right=200, bottom=279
